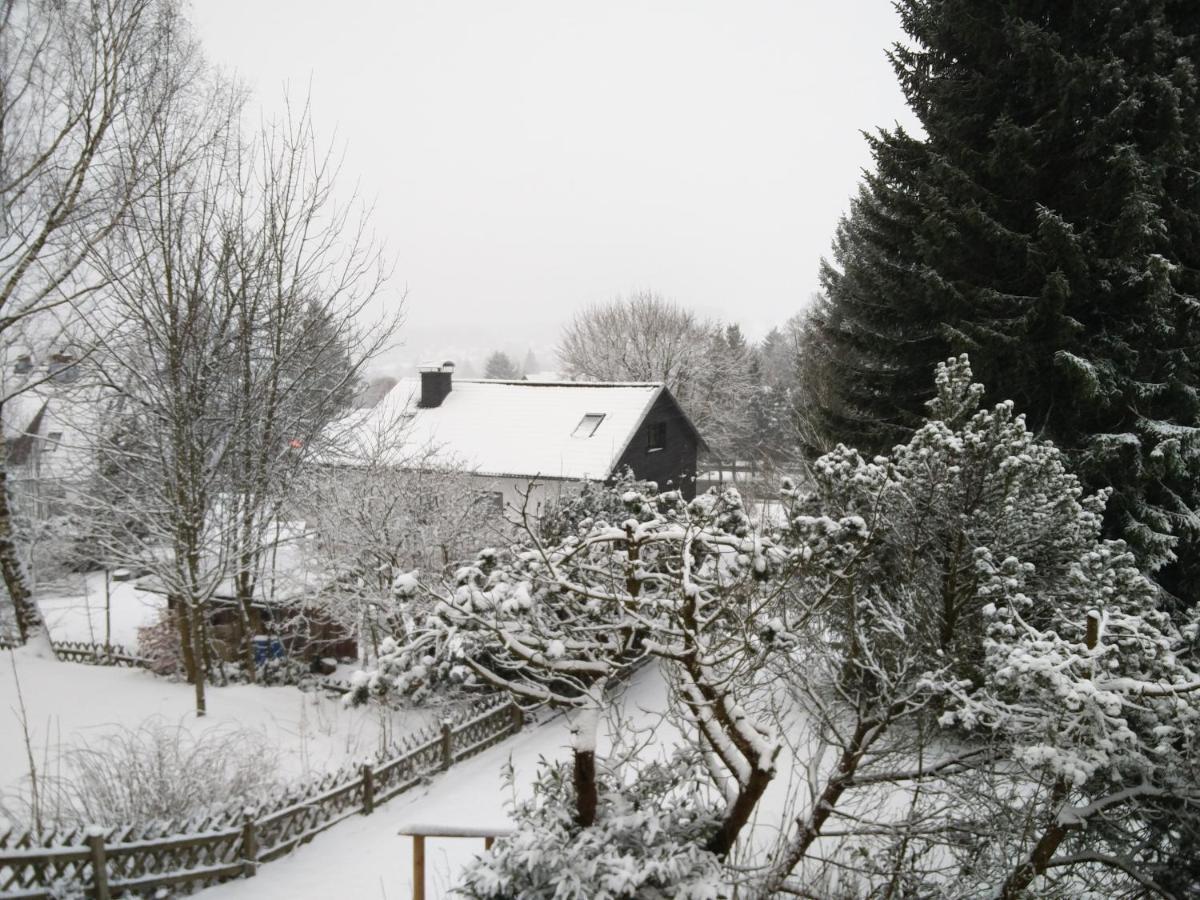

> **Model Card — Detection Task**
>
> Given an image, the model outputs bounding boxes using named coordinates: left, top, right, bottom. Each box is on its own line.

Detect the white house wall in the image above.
left=471, top=475, right=582, bottom=521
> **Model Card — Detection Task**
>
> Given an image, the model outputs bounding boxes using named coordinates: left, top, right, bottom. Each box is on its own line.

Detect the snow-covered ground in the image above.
left=0, top=647, right=445, bottom=801
left=195, top=666, right=829, bottom=900
left=199, top=669, right=678, bottom=900
left=0, top=647, right=901, bottom=898
left=36, top=572, right=165, bottom=647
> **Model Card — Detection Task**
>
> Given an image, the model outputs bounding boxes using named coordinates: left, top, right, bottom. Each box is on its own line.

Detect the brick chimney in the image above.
left=417, top=361, right=455, bottom=408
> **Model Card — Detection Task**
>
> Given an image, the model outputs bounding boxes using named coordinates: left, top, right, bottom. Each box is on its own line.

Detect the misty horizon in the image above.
left=191, top=0, right=921, bottom=374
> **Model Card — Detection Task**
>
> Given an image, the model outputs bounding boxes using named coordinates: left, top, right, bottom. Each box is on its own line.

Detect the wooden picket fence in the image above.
left=0, top=694, right=524, bottom=899
left=0, top=634, right=148, bottom=669
left=46, top=640, right=147, bottom=668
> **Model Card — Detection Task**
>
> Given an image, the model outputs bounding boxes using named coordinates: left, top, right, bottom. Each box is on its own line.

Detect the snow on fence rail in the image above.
left=0, top=694, right=524, bottom=899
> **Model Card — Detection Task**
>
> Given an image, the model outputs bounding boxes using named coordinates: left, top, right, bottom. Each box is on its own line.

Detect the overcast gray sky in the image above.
left=192, top=1, right=919, bottom=374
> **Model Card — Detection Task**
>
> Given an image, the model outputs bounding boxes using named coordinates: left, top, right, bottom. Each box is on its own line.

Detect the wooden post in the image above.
left=1085, top=610, right=1100, bottom=650
left=241, top=809, right=258, bottom=877
left=484, top=835, right=495, bottom=851
left=86, top=831, right=110, bottom=900
left=440, top=719, right=453, bottom=771
left=413, top=834, right=426, bottom=900
left=508, top=702, right=524, bottom=733
left=362, top=763, right=375, bottom=815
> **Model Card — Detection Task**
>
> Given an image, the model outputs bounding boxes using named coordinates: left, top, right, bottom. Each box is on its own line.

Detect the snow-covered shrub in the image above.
left=30, top=718, right=280, bottom=826
left=767, top=355, right=1200, bottom=896
left=136, top=609, right=183, bottom=676
left=458, top=756, right=725, bottom=900
left=535, top=468, right=658, bottom=544
left=357, top=354, right=1200, bottom=897
left=354, top=482, right=801, bottom=854
left=781, top=353, right=1121, bottom=689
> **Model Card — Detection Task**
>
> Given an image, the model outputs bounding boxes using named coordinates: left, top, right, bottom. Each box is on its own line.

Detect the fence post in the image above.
left=85, top=829, right=110, bottom=900
left=508, top=702, right=524, bottom=734
left=241, top=809, right=258, bottom=878
left=413, top=834, right=426, bottom=900
left=362, top=763, right=375, bottom=815
left=440, top=719, right=453, bottom=770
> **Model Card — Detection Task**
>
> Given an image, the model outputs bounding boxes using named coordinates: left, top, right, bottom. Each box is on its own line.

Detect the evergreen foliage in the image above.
left=815, top=1, right=1200, bottom=603
left=457, top=758, right=724, bottom=900
left=484, top=351, right=521, bottom=380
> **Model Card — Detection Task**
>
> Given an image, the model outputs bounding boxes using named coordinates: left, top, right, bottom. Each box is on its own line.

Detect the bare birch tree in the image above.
left=215, top=102, right=395, bottom=679
left=82, top=63, right=247, bottom=715
left=0, top=0, right=188, bottom=645
left=82, top=79, right=395, bottom=711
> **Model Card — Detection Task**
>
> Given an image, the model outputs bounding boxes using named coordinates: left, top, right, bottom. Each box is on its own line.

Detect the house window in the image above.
left=48, top=355, right=77, bottom=383
left=476, top=490, right=504, bottom=513
left=45, top=431, right=63, bottom=451
left=647, top=422, right=666, bottom=452
left=572, top=413, right=605, bottom=438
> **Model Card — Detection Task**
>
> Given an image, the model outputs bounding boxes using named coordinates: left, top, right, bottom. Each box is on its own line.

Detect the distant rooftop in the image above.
left=350, top=378, right=667, bottom=480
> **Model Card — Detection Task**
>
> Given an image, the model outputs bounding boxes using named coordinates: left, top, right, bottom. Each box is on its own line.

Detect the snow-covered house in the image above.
left=355, top=362, right=704, bottom=513
left=2, top=354, right=97, bottom=519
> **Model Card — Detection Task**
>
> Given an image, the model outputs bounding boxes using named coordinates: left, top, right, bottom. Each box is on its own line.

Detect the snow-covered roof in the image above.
left=1, top=384, right=103, bottom=481
left=349, top=378, right=670, bottom=480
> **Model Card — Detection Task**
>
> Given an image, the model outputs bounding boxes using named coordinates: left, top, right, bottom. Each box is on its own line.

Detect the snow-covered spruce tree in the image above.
left=764, top=356, right=1200, bottom=896
left=813, top=0, right=1200, bottom=606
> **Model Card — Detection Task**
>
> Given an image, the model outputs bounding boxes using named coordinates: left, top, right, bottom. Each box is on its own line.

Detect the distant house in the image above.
left=2, top=353, right=96, bottom=519
left=353, top=362, right=705, bottom=513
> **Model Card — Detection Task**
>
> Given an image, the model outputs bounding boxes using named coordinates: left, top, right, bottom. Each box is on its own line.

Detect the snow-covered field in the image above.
left=0, top=647, right=445, bottom=801
left=35, top=572, right=165, bottom=647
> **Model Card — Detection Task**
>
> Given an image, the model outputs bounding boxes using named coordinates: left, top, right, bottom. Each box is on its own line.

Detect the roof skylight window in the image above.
left=572, top=413, right=605, bottom=438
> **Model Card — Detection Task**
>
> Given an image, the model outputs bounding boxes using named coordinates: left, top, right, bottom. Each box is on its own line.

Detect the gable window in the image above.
left=44, top=431, right=63, bottom=451
left=572, top=413, right=605, bottom=438
left=647, top=421, right=666, bottom=452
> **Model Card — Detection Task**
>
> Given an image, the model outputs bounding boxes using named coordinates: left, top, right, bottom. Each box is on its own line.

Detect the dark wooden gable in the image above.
left=612, top=388, right=702, bottom=499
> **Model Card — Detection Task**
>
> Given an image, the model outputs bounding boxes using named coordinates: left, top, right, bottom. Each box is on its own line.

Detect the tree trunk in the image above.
left=234, top=568, right=259, bottom=683
left=172, top=594, right=198, bottom=683
left=764, top=718, right=876, bottom=892
left=573, top=748, right=597, bottom=827
left=999, top=782, right=1070, bottom=899
left=0, top=429, right=44, bottom=646
left=571, top=705, right=601, bottom=827
left=939, top=530, right=966, bottom=653
left=706, top=764, right=775, bottom=857
left=188, top=594, right=207, bottom=717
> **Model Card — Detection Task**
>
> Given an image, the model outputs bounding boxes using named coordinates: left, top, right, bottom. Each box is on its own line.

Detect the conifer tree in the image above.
left=815, top=1, right=1200, bottom=603
left=522, top=348, right=539, bottom=376
left=484, top=351, right=521, bottom=380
